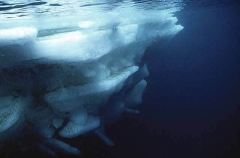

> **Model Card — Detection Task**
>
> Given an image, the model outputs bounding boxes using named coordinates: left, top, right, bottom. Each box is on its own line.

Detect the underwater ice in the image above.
left=0, top=6, right=183, bottom=155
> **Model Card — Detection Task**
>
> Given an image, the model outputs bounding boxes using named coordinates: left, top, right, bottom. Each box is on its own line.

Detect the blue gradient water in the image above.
left=0, top=1, right=240, bottom=158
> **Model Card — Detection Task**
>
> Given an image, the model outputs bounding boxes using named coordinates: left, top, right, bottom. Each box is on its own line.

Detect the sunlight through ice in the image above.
left=0, top=0, right=183, bottom=156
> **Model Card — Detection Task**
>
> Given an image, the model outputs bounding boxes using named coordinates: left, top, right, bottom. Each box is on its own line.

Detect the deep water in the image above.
left=103, top=5, right=240, bottom=158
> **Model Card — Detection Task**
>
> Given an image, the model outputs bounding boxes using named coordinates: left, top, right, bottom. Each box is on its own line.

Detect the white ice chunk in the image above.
left=0, top=3, right=184, bottom=154
left=52, top=117, right=64, bottom=129
left=0, top=27, right=37, bottom=47
left=45, top=66, right=139, bottom=112
left=117, top=24, right=138, bottom=44
left=0, top=108, right=26, bottom=141
left=132, top=64, right=149, bottom=85
left=59, top=116, right=100, bottom=138
left=140, top=64, right=149, bottom=78
left=126, top=79, right=147, bottom=107
left=42, top=138, right=81, bottom=155
left=0, top=96, right=28, bottom=133
left=78, top=21, right=95, bottom=29
left=35, top=30, right=113, bottom=61
left=69, top=106, right=88, bottom=125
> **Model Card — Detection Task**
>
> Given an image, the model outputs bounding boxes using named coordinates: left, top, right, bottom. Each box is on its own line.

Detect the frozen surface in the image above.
left=0, top=1, right=183, bottom=156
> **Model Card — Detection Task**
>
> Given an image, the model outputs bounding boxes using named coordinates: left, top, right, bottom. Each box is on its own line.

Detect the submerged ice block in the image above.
left=0, top=5, right=183, bottom=156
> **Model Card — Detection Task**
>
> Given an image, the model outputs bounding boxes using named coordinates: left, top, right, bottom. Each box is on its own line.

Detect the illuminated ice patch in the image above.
left=78, top=21, right=95, bottom=29
left=0, top=7, right=183, bottom=156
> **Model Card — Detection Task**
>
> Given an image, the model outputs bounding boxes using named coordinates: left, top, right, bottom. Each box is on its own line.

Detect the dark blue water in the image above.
left=103, top=5, right=240, bottom=158
left=1, top=1, right=240, bottom=158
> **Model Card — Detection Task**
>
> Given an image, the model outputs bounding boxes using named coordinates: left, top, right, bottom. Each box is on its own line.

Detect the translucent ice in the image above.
left=0, top=2, right=183, bottom=156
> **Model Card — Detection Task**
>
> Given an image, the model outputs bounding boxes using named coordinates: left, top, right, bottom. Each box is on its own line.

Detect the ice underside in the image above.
left=0, top=8, right=183, bottom=155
